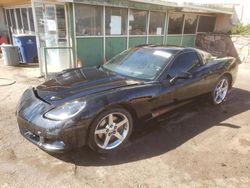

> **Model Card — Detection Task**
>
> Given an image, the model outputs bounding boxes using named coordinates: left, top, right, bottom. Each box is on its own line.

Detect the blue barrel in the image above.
left=13, top=35, right=38, bottom=63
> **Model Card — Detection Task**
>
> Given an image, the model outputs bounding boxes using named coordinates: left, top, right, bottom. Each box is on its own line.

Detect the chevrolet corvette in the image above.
left=17, top=45, right=238, bottom=153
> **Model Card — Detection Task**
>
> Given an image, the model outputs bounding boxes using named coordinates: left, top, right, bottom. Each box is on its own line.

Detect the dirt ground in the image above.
left=0, top=60, right=249, bottom=188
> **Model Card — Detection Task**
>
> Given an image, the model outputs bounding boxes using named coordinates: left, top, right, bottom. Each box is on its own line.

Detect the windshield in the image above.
left=103, top=48, right=172, bottom=80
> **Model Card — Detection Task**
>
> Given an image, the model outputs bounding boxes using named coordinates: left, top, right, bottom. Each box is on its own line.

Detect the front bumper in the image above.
left=17, top=88, right=91, bottom=153
left=18, top=116, right=82, bottom=152
left=19, top=119, right=66, bottom=152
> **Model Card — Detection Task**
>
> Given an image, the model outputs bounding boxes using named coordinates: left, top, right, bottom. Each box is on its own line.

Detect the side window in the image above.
left=168, top=52, right=200, bottom=77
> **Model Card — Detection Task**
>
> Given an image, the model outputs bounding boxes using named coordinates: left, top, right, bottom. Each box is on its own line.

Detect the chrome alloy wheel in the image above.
left=94, top=112, right=130, bottom=150
left=214, top=78, right=229, bottom=104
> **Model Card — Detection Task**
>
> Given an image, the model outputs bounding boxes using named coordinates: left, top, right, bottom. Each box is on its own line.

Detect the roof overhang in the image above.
left=130, top=0, right=234, bottom=14
left=0, top=0, right=234, bottom=15
left=0, top=0, right=63, bottom=6
left=0, top=0, right=31, bottom=6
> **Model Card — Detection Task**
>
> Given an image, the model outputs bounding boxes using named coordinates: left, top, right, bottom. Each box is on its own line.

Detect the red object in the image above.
left=0, top=36, right=9, bottom=45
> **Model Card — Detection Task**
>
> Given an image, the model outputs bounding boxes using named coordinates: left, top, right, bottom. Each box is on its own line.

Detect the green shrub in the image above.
left=230, top=23, right=250, bottom=35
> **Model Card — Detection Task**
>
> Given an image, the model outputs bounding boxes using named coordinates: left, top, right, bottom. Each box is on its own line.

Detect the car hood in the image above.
left=36, top=67, right=141, bottom=104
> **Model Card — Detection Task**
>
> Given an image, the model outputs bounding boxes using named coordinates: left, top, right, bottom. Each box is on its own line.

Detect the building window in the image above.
left=5, top=7, right=34, bottom=34
left=16, top=9, right=23, bottom=31
left=75, top=4, right=103, bottom=36
left=5, top=9, right=11, bottom=28
left=28, top=8, right=35, bottom=32
left=56, top=5, right=67, bottom=39
left=10, top=9, right=17, bottom=31
left=129, top=9, right=147, bottom=35
left=105, top=7, right=127, bottom=35
left=35, top=7, right=44, bottom=34
left=21, top=8, right=29, bottom=33
left=198, top=16, right=216, bottom=32
left=168, top=13, right=184, bottom=34
left=184, top=14, right=198, bottom=34
left=149, top=11, right=165, bottom=35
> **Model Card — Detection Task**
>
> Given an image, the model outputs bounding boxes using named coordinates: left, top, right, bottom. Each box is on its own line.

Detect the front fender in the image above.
left=81, top=83, right=160, bottom=122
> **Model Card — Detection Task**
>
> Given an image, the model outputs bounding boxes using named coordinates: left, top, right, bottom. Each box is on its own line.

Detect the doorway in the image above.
left=33, top=2, right=72, bottom=77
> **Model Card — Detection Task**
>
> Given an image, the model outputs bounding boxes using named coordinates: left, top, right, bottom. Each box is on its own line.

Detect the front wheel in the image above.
left=212, top=76, right=229, bottom=105
left=88, top=108, right=133, bottom=153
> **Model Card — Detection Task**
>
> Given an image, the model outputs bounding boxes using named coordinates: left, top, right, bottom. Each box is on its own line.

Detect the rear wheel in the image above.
left=212, top=76, right=229, bottom=105
left=88, top=108, right=133, bottom=153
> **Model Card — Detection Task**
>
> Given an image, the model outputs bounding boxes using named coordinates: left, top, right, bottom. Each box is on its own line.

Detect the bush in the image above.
left=230, top=23, right=250, bottom=35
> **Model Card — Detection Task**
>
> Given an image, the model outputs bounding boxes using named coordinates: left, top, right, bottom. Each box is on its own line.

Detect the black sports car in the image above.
left=17, top=46, right=238, bottom=153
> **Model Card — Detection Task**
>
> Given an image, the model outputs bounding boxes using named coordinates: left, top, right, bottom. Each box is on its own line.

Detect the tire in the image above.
left=88, top=108, right=133, bottom=153
left=211, top=76, right=229, bottom=105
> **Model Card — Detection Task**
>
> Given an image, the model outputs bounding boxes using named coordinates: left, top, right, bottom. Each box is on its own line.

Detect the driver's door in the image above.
left=153, top=51, right=205, bottom=113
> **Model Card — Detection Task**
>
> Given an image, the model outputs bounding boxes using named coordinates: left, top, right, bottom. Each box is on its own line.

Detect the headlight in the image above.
left=44, top=101, right=86, bottom=121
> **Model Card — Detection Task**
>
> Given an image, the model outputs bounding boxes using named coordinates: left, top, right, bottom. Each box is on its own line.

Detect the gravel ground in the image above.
left=0, top=60, right=249, bottom=188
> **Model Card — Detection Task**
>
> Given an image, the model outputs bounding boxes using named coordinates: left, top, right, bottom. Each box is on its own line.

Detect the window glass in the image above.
left=56, top=5, right=66, bottom=39
left=105, top=7, right=127, bottom=35
left=45, top=5, right=56, bottom=38
left=21, top=8, right=29, bottom=33
left=6, top=9, right=11, bottom=27
left=168, top=13, right=184, bottom=34
left=198, top=16, right=216, bottom=32
left=149, top=11, right=165, bottom=35
left=34, top=6, right=45, bottom=45
left=3, top=9, right=7, bottom=26
left=75, top=4, right=103, bottom=36
left=35, top=7, right=44, bottom=34
left=184, top=14, right=198, bottom=34
left=2, top=9, right=9, bottom=36
left=10, top=9, right=17, bottom=31
left=28, top=8, right=35, bottom=32
left=16, top=8, right=23, bottom=31
left=129, top=9, right=147, bottom=35
left=168, top=52, right=199, bottom=77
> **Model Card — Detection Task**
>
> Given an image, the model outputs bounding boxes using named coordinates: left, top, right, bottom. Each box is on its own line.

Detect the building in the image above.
left=0, top=0, right=235, bottom=78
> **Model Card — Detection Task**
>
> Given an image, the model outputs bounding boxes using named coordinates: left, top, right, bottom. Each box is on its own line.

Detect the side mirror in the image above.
left=169, top=71, right=192, bottom=84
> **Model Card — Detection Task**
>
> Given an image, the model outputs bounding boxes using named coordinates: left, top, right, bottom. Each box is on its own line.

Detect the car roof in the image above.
left=136, top=44, right=197, bottom=55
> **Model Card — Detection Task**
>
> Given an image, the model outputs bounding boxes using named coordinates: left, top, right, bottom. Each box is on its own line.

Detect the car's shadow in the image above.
left=51, top=88, right=250, bottom=166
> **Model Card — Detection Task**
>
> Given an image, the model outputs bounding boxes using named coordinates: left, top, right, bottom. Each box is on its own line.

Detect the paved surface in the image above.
left=0, top=60, right=249, bottom=188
